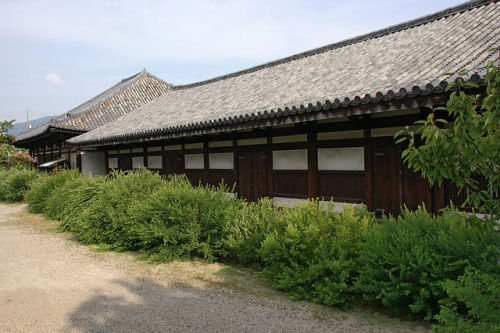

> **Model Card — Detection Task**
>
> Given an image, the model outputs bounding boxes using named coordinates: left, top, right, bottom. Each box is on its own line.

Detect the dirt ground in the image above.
left=0, top=203, right=430, bottom=332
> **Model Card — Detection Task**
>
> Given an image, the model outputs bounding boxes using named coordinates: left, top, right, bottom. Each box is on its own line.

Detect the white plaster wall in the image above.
left=185, top=142, right=203, bottom=149
left=237, top=137, right=267, bottom=146
left=317, top=130, right=364, bottom=140
left=81, top=151, right=106, bottom=176
left=273, top=197, right=360, bottom=213
left=147, top=155, right=163, bottom=169
left=273, top=149, right=308, bottom=170
left=108, top=157, right=118, bottom=169
left=148, top=146, right=162, bottom=152
left=209, top=140, right=233, bottom=148
left=209, top=152, right=234, bottom=169
left=272, top=134, right=307, bottom=143
left=164, top=144, right=182, bottom=151
left=132, top=156, right=145, bottom=169
left=185, top=153, right=204, bottom=169
left=318, top=147, right=365, bottom=171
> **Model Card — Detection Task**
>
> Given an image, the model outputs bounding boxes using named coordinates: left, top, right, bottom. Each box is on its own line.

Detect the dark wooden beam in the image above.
left=307, top=132, right=317, bottom=199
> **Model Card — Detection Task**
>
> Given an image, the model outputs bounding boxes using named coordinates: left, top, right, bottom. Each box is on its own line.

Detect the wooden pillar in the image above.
left=233, top=138, right=239, bottom=194
left=364, top=116, right=373, bottom=210
left=104, top=149, right=109, bottom=173
left=266, top=135, right=273, bottom=198
left=307, top=131, right=317, bottom=199
left=143, top=144, right=148, bottom=169
left=203, top=140, right=209, bottom=184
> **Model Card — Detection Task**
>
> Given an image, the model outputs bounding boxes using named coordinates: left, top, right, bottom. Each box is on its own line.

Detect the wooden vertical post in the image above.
left=104, top=149, right=109, bottom=174
left=203, top=140, right=209, bottom=184
left=233, top=138, right=239, bottom=194
left=143, top=145, right=148, bottom=169
left=307, top=131, right=318, bottom=199
left=266, top=135, right=273, bottom=198
left=364, top=116, right=373, bottom=210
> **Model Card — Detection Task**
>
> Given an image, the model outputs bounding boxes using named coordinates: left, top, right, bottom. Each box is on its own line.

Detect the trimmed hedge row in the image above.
left=0, top=169, right=498, bottom=330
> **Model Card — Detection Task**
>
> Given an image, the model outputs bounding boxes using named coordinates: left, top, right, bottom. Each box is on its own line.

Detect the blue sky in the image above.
left=0, top=0, right=464, bottom=122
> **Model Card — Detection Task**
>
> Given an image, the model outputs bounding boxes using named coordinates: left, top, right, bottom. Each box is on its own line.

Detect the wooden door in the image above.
left=238, top=152, right=253, bottom=200
left=237, top=151, right=269, bottom=201
left=252, top=151, right=269, bottom=199
left=164, top=152, right=183, bottom=176
left=119, top=155, right=132, bottom=171
left=372, top=145, right=401, bottom=216
left=402, top=164, right=432, bottom=211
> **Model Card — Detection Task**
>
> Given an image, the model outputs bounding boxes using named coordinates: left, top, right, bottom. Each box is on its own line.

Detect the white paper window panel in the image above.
left=147, top=155, right=163, bottom=169
left=209, top=140, right=233, bottom=148
left=272, top=134, right=307, bottom=144
left=209, top=152, right=234, bottom=169
left=132, top=156, right=145, bottom=169
left=185, top=154, right=204, bottom=169
left=184, top=142, right=203, bottom=149
left=164, top=144, right=182, bottom=151
left=148, top=146, right=162, bottom=152
left=131, top=147, right=144, bottom=153
left=318, top=147, right=364, bottom=171
left=237, top=137, right=267, bottom=146
left=108, top=150, right=118, bottom=154
left=317, top=130, right=364, bottom=141
left=119, top=149, right=131, bottom=154
left=272, top=149, right=308, bottom=170
left=108, top=157, right=118, bottom=169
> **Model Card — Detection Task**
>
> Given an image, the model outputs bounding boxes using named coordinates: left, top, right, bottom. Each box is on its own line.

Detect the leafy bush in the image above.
left=126, top=176, right=244, bottom=261
left=434, top=268, right=500, bottom=332
left=223, top=197, right=281, bottom=266
left=355, top=207, right=499, bottom=320
left=259, top=202, right=374, bottom=308
left=0, top=168, right=41, bottom=202
left=0, top=169, right=12, bottom=200
left=68, top=169, right=165, bottom=249
left=44, top=173, right=105, bottom=224
left=25, top=170, right=79, bottom=213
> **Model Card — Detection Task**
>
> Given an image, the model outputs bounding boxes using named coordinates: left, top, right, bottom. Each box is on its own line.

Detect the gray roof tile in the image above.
left=67, top=0, right=499, bottom=145
left=16, top=70, right=172, bottom=142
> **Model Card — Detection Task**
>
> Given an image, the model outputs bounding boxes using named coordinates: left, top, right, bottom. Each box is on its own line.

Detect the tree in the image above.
left=0, top=120, right=34, bottom=169
left=396, top=50, right=499, bottom=226
left=0, top=120, right=15, bottom=144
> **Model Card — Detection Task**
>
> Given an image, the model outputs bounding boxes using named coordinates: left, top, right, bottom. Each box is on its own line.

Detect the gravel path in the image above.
left=0, top=203, right=429, bottom=333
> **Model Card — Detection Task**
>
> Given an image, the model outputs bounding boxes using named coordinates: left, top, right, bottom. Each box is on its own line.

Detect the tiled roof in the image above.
left=68, top=0, right=499, bottom=145
left=15, top=70, right=172, bottom=142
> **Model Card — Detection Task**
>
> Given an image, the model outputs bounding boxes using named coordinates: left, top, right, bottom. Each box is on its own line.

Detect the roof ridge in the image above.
left=50, top=70, right=157, bottom=128
left=62, top=70, right=145, bottom=118
left=172, top=0, right=496, bottom=91
left=52, top=69, right=173, bottom=131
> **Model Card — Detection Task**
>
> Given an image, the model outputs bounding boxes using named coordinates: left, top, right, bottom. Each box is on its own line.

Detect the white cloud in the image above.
left=45, top=73, right=63, bottom=84
left=0, top=0, right=466, bottom=62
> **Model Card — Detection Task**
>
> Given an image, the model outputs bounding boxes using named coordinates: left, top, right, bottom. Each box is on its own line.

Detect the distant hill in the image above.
left=8, top=116, right=55, bottom=136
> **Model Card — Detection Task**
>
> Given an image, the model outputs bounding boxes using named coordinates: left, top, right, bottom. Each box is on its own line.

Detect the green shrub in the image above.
left=0, top=168, right=41, bottom=202
left=355, top=207, right=499, bottom=320
left=259, top=202, right=374, bottom=308
left=434, top=268, right=500, bottom=332
left=3, top=169, right=41, bottom=202
left=0, top=169, right=11, bottom=200
left=25, top=170, right=80, bottom=213
left=69, top=169, right=165, bottom=249
left=223, top=197, right=281, bottom=266
left=126, top=175, right=244, bottom=261
left=44, top=173, right=104, bottom=224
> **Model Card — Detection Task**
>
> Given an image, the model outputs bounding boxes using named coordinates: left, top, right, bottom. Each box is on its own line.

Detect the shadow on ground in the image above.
left=67, top=277, right=330, bottom=333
